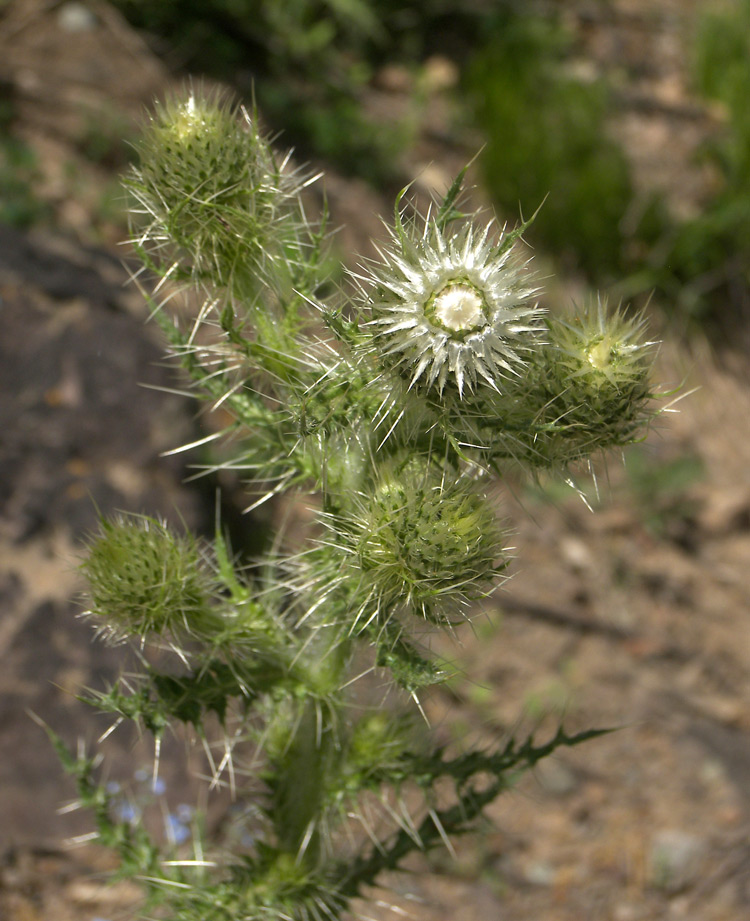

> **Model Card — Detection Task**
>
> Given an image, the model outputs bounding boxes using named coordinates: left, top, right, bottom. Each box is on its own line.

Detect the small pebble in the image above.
left=535, top=759, right=578, bottom=796
left=57, top=2, right=97, bottom=32
left=649, top=829, right=705, bottom=893
left=525, top=860, right=555, bottom=887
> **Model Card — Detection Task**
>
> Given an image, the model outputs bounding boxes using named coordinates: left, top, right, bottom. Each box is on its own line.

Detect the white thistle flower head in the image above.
left=359, top=216, right=545, bottom=397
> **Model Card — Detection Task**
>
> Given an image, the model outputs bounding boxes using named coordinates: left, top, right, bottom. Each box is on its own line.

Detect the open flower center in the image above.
left=431, top=284, right=486, bottom=334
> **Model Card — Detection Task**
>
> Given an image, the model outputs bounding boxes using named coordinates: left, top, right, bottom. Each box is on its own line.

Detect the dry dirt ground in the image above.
left=1, top=2, right=750, bottom=920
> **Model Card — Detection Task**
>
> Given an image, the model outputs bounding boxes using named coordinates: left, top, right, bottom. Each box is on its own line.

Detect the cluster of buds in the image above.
left=64, top=92, right=664, bottom=921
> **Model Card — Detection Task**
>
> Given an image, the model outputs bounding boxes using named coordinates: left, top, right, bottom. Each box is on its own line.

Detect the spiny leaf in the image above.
left=435, top=163, right=470, bottom=232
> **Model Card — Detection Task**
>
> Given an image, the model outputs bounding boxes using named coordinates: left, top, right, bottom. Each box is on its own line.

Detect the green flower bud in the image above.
left=126, top=90, right=301, bottom=296
left=81, top=514, right=217, bottom=642
left=548, top=297, right=653, bottom=392
left=483, top=297, right=658, bottom=471
left=542, top=298, right=656, bottom=456
left=339, top=459, right=507, bottom=624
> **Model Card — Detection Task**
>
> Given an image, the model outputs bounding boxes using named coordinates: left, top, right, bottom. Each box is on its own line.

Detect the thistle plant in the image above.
left=54, top=91, right=663, bottom=921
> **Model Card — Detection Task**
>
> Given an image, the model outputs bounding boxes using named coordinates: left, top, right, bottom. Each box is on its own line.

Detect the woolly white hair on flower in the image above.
left=356, top=206, right=545, bottom=397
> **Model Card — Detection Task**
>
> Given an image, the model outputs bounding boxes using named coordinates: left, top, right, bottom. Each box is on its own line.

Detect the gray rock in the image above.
left=649, top=829, right=706, bottom=893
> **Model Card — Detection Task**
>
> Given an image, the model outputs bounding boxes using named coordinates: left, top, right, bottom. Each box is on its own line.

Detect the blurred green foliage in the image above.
left=465, top=11, right=639, bottom=279
left=0, top=94, right=49, bottom=228
left=523, top=446, right=705, bottom=542
left=0, top=137, right=47, bottom=228
left=630, top=0, right=750, bottom=326
left=110, top=0, right=494, bottom=183
left=623, top=446, right=705, bottom=540
left=467, top=3, right=750, bottom=332
left=75, top=108, right=136, bottom=169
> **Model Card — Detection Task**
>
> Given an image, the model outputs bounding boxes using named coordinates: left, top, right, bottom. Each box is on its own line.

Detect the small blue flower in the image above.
left=176, top=803, right=195, bottom=822
left=165, top=813, right=190, bottom=844
left=114, top=801, right=138, bottom=824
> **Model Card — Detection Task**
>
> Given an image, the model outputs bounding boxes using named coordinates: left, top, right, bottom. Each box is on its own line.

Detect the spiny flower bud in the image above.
left=336, top=459, right=507, bottom=624
left=81, top=514, right=217, bottom=642
left=354, top=214, right=543, bottom=398
left=500, top=297, right=658, bottom=469
left=544, top=297, right=655, bottom=434
left=548, top=297, right=654, bottom=385
left=126, top=91, right=301, bottom=294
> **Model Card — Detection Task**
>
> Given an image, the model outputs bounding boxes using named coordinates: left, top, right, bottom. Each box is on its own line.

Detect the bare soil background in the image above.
left=1, top=2, right=749, bottom=920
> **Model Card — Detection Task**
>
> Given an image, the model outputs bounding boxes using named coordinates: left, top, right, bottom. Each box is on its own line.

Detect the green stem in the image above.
left=273, top=697, right=330, bottom=863
left=271, top=623, right=352, bottom=865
